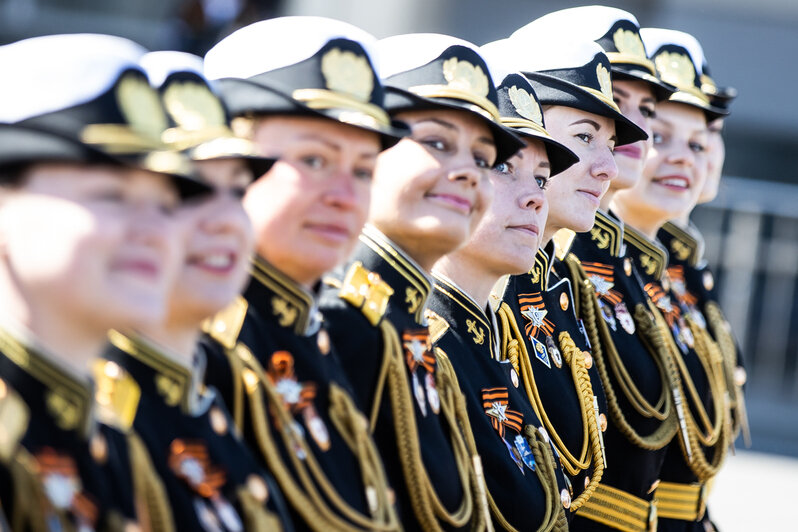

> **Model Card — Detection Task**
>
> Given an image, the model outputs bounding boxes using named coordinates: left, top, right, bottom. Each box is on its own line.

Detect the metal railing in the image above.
left=691, top=175, right=798, bottom=456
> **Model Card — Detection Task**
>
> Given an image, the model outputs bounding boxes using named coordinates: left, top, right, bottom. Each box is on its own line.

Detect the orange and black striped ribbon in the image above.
left=517, top=292, right=556, bottom=339
left=644, top=282, right=682, bottom=328
left=268, top=350, right=317, bottom=413
left=582, top=261, right=624, bottom=306
left=402, top=329, right=436, bottom=374
left=168, top=439, right=227, bottom=498
left=481, top=387, right=524, bottom=438
left=666, top=265, right=699, bottom=308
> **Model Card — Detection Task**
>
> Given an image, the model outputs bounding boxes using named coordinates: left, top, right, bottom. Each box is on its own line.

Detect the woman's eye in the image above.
left=652, top=132, right=664, bottom=144
left=494, top=161, right=511, bottom=174
left=474, top=155, right=490, bottom=169
left=535, top=176, right=549, bottom=190
left=641, top=106, right=656, bottom=119
left=689, top=141, right=706, bottom=153
left=353, top=168, right=374, bottom=181
left=230, top=186, right=247, bottom=199
left=420, top=138, right=447, bottom=151
left=301, top=155, right=325, bottom=170
left=576, top=132, right=593, bottom=144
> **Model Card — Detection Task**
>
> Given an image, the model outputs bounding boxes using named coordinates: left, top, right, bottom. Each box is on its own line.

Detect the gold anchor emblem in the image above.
left=466, top=319, right=485, bottom=345
left=406, top=287, right=423, bottom=314
left=670, top=240, right=691, bottom=261
left=639, top=254, right=658, bottom=276
left=590, top=227, right=610, bottom=249
left=272, top=297, right=298, bottom=328
left=530, top=266, right=541, bottom=285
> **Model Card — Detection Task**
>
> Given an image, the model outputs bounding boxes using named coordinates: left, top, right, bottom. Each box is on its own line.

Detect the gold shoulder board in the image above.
left=339, top=261, right=394, bottom=326
left=425, top=309, right=450, bottom=346
left=203, top=296, right=249, bottom=350
left=92, top=360, right=141, bottom=432
left=0, top=379, right=29, bottom=462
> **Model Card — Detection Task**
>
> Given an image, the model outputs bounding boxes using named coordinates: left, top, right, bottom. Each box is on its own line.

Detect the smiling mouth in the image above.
left=614, top=144, right=642, bottom=159
left=188, top=252, right=237, bottom=274
left=306, top=223, right=351, bottom=242
left=509, top=225, right=539, bottom=237
left=113, top=259, right=159, bottom=279
left=426, top=193, right=473, bottom=215
left=653, top=175, right=690, bottom=190
left=577, top=189, right=601, bottom=205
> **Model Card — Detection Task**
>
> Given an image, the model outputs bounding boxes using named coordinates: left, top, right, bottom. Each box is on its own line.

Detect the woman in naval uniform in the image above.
left=198, top=17, right=407, bottom=532
left=611, top=28, right=731, bottom=532
left=318, top=33, right=522, bottom=531
left=0, top=34, right=210, bottom=531
left=97, top=54, right=295, bottom=532
left=505, top=8, right=682, bottom=532
left=428, top=64, right=578, bottom=532
left=483, top=24, right=646, bottom=517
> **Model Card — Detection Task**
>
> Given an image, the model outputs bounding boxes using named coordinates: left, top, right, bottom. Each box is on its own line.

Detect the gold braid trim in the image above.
left=495, top=303, right=604, bottom=510
left=378, top=321, right=477, bottom=531
left=558, top=331, right=605, bottom=509
left=646, top=305, right=729, bottom=482
left=563, top=255, right=678, bottom=450
left=704, top=301, right=747, bottom=439
left=235, top=344, right=401, bottom=532
left=227, top=344, right=248, bottom=432
left=237, top=486, right=285, bottom=531
left=436, top=349, right=565, bottom=532
left=127, top=431, right=176, bottom=532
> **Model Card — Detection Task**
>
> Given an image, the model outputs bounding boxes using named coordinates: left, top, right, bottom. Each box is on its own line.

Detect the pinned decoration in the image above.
left=508, top=85, right=543, bottom=125
left=321, top=48, right=374, bottom=102
left=531, top=337, right=551, bottom=368
left=425, top=373, right=440, bottom=415
left=546, top=335, right=563, bottom=369
left=613, top=28, right=646, bottom=58
left=615, top=302, right=636, bottom=335
left=482, top=388, right=526, bottom=470
left=403, top=330, right=437, bottom=417
left=560, top=292, right=570, bottom=311
left=442, top=57, right=490, bottom=99
left=596, top=63, right=613, bottom=100
left=514, top=435, right=537, bottom=472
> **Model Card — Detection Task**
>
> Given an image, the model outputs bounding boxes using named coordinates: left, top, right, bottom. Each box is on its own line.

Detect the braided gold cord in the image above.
left=379, top=320, right=477, bottom=531
left=564, top=256, right=678, bottom=451
left=704, top=301, right=746, bottom=436
left=8, top=449, right=51, bottom=532
left=236, top=344, right=401, bottom=532
left=127, top=431, right=176, bottom=532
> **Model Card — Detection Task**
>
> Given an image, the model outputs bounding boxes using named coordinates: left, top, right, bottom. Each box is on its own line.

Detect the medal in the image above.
left=545, top=335, right=562, bottom=368
left=412, top=371, right=427, bottom=416
left=510, top=367, right=520, bottom=388
left=577, top=319, right=592, bottom=350
left=212, top=496, right=244, bottom=532
left=513, top=434, right=537, bottom=471
left=531, top=336, right=551, bottom=368
left=614, top=302, right=635, bottom=334
left=503, top=438, right=525, bottom=472
left=303, top=405, right=331, bottom=452
left=425, top=372, right=440, bottom=414
left=194, top=498, right=223, bottom=532
left=599, top=300, right=617, bottom=331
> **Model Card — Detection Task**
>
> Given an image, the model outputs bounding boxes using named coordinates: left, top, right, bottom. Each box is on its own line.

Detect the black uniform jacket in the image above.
left=199, top=255, right=399, bottom=532
left=495, top=239, right=609, bottom=514
left=625, top=224, right=728, bottom=532
left=428, top=274, right=568, bottom=532
left=318, top=226, right=480, bottom=531
left=101, top=331, right=294, bottom=532
left=554, top=213, right=681, bottom=531
left=0, top=326, right=139, bottom=531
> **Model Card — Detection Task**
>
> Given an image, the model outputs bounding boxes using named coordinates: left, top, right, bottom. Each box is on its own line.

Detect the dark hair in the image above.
left=0, top=163, right=30, bottom=187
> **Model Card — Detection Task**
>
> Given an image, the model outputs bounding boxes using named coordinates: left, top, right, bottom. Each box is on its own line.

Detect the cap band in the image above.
left=291, top=88, right=390, bottom=128
left=80, top=124, right=165, bottom=153
left=605, top=52, right=657, bottom=76
left=407, top=84, right=501, bottom=122
left=578, top=85, right=622, bottom=113
left=500, top=117, right=552, bottom=139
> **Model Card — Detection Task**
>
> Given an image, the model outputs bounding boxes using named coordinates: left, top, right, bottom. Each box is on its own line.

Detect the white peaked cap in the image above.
left=640, top=28, right=705, bottom=71
left=512, top=6, right=642, bottom=44
left=141, top=50, right=206, bottom=87
left=479, top=39, right=525, bottom=86
left=0, top=33, right=147, bottom=123
left=204, top=16, right=379, bottom=81
left=376, top=33, right=490, bottom=79
left=503, top=27, right=607, bottom=74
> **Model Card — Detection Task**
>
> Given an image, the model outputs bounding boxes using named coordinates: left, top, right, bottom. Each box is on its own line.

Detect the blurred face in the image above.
left=167, top=159, right=254, bottom=324
left=369, top=109, right=495, bottom=270
left=614, top=102, right=708, bottom=230
left=0, top=164, right=179, bottom=334
left=244, top=116, right=380, bottom=286
left=455, top=138, right=549, bottom=276
left=699, top=118, right=725, bottom=204
left=611, top=80, right=656, bottom=192
left=541, top=106, right=617, bottom=240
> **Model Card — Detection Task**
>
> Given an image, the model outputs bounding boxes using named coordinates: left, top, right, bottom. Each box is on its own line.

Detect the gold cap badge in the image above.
left=596, top=63, right=613, bottom=100
left=163, top=81, right=227, bottom=131
left=321, top=48, right=374, bottom=102
left=116, top=74, right=168, bottom=138
left=654, top=51, right=696, bottom=90
left=508, top=85, right=543, bottom=125
left=442, top=57, right=490, bottom=99
left=613, top=28, right=646, bottom=59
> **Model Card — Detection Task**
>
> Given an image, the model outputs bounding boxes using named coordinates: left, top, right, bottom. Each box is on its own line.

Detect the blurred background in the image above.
left=2, top=0, right=796, bottom=528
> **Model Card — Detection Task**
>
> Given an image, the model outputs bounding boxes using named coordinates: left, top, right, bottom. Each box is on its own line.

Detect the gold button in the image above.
left=648, top=479, right=660, bottom=494
left=561, top=488, right=571, bottom=509
left=90, top=432, right=108, bottom=464
left=703, top=271, right=714, bottom=291
left=538, top=426, right=550, bottom=443
left=247, top=474, right=269, bottom=503
left=623, top=257, right=632, bottom=276
left=560, top=292, right=569, bottom=311
left=317, top=329, right=331, bottom=355
left=599, top=413, right=607, bottom=432
left=734, top=366, right=747, bottom=387
left=584, top=352, right=593, bottom=369
left=387, top=488, right=396, bottom=506
left=124, top=522, right=142, bottom=532
left=210, top=406, right=228, bottom=435
left=584, top=475, right=591, bottom=489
